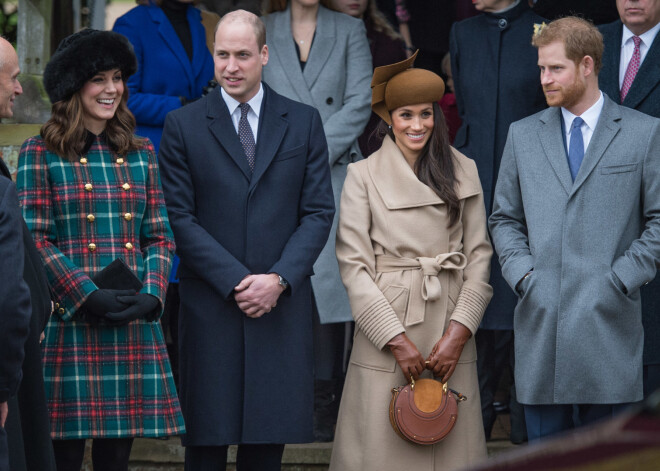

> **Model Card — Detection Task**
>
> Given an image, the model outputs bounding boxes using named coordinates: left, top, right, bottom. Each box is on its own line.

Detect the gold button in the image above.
left=122, top=183, right=130, bottom=191
left=58, top=308, right=65, bottom=314
left=84, top=183, right=93, bottom=192
left=125, top=242, right=134, bottom=250
left=87, top=214, right=95, bottom=222
left=123, top=212, right=132, bottom=221
left=55, top=303, right=60, bottom=309
left=116, top=158, right=124, bottom=165
left=88, top=243, right=96, bottom=252
left=80, top=157, right=88, bottom=165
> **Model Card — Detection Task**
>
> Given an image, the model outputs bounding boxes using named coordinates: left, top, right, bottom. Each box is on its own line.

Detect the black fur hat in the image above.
left=43, top=29, right=138, bottom=104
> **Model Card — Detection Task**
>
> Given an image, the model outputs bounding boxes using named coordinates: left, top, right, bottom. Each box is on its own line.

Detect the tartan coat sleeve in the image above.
left=137, top=142, right=175, bottom=313
left=17, top=137, right=97, bottom=321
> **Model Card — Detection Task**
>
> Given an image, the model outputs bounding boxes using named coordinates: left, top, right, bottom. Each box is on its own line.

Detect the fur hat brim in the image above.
left=43, top=29, right=138, bottom=104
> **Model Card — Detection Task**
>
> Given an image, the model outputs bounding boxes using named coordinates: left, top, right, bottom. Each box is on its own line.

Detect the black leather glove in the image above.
left=81, top=289, right=135, bottom=325
left=387, top=333, right=426, bottom=383
left=105, top=294, right=160, bottom=324
left=202, top=79, right=218, bottom=96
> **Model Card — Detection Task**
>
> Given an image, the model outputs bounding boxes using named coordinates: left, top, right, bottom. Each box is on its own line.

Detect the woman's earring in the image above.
left=388, top=125, right=392, bottom=129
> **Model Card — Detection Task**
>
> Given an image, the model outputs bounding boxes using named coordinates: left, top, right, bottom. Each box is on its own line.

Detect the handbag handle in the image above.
left=410, top=376, right=467, bottom=402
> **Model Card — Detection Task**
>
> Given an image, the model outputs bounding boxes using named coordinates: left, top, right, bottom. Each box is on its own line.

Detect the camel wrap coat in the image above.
left=330, top=136, right=493, bottom=471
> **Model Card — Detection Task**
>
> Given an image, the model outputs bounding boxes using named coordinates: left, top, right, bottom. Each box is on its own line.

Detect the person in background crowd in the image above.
left=0, top=40, right=32, bottom=471
left=158, top=10, right=334, bottom=470
left=531, top=0, right=619, bottom=24
left=17, top=29, right=184, bottom=471
left=333, top=0, right=407, bottom=156
left=330, top=52, right=493, bottom=471
left=113, top=0, right=215, bottom=387
left=599, top=0, right=660, bottom=400
left=450, top=0, right=547, bottom=444
left=262, top=0, right=372, bottom=442
left=0, top=38, right=56, bottom=471
left=489, top=16, right=660, bottom=441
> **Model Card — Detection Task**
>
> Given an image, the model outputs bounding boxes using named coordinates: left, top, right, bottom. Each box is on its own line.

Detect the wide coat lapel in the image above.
left=570, top=96, right=621, bottom=196
left=537, top=107, right=573, bottom=195
left=624, top=31, right=660, bottom=109
left=302, top=6, right=335, bottom=89
left=368, top=137, right=481, bottom=209
left=268, top=9, right=315, bottom=105
left=250, top=85, right=288, bottom=190
left=206, top=91, right=252, bottom=181
left=148, top=4, right=195, bottom=88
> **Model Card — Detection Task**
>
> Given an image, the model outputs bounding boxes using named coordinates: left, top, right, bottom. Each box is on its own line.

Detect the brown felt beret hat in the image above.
left=371, top=50, right=445, bottom=125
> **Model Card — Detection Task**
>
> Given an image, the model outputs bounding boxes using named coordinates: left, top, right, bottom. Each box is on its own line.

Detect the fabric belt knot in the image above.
left=375, top=252, right=467, bottom=326
left=418, top=253, right=468, bottom=303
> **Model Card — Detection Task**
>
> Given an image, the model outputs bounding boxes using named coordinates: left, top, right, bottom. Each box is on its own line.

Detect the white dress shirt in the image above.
left=220, top=84, right=264, bottom=144
left=618, top=23, right=660, bottom=90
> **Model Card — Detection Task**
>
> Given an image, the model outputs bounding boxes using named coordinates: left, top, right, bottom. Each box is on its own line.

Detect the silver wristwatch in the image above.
left=278, top=275, right=289, bottom=290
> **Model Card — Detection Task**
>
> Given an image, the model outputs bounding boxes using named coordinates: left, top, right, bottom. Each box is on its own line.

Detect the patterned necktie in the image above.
left=568, top=117, right=584, bottom=181
left=620, top=36, right=642, bottom=102
left=238, top=103, right=255, bottom=171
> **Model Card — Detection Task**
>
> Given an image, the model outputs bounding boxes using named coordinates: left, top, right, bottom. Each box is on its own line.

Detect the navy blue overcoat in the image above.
left=158, top=84, right=335, bottom=445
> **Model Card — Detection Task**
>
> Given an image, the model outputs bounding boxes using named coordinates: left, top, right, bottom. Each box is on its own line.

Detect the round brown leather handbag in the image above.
left=389, top=377, right=466, bottom=445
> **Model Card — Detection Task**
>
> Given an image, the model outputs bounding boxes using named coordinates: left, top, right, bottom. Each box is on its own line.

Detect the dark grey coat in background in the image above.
left=489, top=97, right=660, bottom=404
left=599, top=19, right=660, bottom=373
left=450, top=1, right=547, bottom=330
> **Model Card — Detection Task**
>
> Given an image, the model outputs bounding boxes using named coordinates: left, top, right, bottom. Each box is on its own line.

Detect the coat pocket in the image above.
left=382, top=284, right=409, bottom=323
left=273, top=144, right=305, bottom=161
left=600, top=163, right=638, bottom=175
left=350, top=328, right=397, bottom=373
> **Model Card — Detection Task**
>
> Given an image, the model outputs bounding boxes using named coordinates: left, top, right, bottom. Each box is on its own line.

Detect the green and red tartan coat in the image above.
left=16, top=134, right=185, bottom=439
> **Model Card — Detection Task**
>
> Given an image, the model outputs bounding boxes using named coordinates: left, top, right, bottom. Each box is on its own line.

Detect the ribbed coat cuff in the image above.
left=451, top=282, right=493, bottom=335
left=355, top=297, right=405, bottom=350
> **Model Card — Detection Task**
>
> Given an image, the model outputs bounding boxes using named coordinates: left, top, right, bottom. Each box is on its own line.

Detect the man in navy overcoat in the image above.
left=158, top=10, right=334, bottom=471
left=599, top=0, right=660, bottom=399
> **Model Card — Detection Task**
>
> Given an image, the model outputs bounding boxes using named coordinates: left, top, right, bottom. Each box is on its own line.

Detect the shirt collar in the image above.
left=220, top=83, right=264, bottom=118
left=561, top=91, right=604, bottom=132
left=622, top=21, right=660, bottom=48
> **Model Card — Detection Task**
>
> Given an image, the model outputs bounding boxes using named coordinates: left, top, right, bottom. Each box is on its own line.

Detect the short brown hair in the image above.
left=214, top=10, right=267, bottom=50
left=532, top=16, right=603, bottom=74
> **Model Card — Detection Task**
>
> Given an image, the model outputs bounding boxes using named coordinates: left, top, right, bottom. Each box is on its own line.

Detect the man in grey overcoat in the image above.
left=489, top=16, right=660, bottom=441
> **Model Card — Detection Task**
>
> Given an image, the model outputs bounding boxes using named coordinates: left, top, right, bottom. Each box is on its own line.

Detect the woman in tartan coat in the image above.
left=16, top=30, right=184, bottom=471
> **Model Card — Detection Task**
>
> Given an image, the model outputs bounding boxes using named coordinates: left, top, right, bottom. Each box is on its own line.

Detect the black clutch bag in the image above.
left=92, top=258, right=143, bottom=291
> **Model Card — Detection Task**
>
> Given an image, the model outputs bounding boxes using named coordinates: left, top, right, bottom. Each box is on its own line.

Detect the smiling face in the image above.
left=0, top=40, right=22, bottom=119
left=538, top=41, right=589, bottom=113
left=390, top=103, right=434, bottom=166
left=617, top=0, right=660, bottom=35
left=214, top=18, right=268, bottom=102
left=80, top=68, right=123, bottom=135
left=333, top=0, right=368, bottom=18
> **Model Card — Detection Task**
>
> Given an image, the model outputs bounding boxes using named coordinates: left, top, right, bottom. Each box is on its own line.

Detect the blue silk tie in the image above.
left=568, top=117, right=584, bottom=181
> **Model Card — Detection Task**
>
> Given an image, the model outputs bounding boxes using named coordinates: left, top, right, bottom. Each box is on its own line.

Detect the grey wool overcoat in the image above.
left=489, top=95, right=660, bottom=405
left=262, top=5, right=372, bottom=323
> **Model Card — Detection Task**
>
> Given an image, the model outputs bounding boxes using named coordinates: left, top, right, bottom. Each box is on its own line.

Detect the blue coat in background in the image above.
left=599, top=19, right=660, bottom=371
left=113, top=2, right=214, bottom=151
left=450, top=1, right=547, bottom=329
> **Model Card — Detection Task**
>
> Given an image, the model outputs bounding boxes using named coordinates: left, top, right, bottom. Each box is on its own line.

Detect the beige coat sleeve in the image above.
left=450, top=162, right=494, bottom=334
left=336, top=164, right=405, bottom=350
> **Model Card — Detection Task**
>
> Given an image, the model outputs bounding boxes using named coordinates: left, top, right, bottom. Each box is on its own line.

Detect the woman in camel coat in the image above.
left=330, top=54, right=493, bottom=471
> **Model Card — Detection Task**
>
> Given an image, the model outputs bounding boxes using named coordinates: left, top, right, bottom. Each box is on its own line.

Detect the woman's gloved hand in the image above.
left=81, top=289, right=135, bottom=324
left=426, top=320, right=472, bottom=383
left=386, top=333, right=426, bottom=383
left=105, top=293, right=160, bottom=324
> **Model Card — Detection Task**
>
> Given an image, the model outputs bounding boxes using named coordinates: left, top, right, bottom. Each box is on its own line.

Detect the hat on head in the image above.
left=43, top=29, right=138, bottom=104
left=371, top=51, right=445, bottom=125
